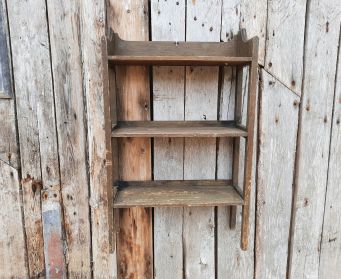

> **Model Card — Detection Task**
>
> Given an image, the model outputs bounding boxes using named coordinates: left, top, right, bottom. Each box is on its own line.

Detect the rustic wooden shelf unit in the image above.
left=106, top=29, right=258, bottom=250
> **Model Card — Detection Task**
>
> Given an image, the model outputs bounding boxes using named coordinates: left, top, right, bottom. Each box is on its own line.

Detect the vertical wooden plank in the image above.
left=183, top=1, right=221, bottom=278
left=221, top=0, right=267, bottom=65
left=107, top=1, right=152, bottom=278
left=0, top=0, right=19, bottom=168
left=218, top=3, right=261, bottom=274
left=289, top=1, right=341, bottom=277
left=0, top=161, right=28, bottom=278
left=265, top=0, right=307, bottom=94
left=319, top=29, right=341, bottom=278
left=80, top=0, right=116, bottom=277
left=151, top=1, right=185, bottom=278
left=255, top=70, right=299, bottom=278
left=46, top=0, right=92, bottom=276
left=7, top=0, right=66, bottom=277
left=0, top=0, right=12, bottom=99
left=0, top=98, right=19, bottom=168
left=240, top=38, right=258, bottom=250
left=217, top=66, right=257, bottom=278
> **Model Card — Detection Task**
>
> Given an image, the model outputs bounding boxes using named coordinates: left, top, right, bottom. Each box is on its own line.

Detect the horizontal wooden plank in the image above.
left=107, top=30, right=255, bottom=66
left=109, top=56, right=252, bottom=66
left=111, top=121, right=248, bottom=137
left=108, top=31, right=254, bottom=57
left=113, top=180, right=243, bottom=208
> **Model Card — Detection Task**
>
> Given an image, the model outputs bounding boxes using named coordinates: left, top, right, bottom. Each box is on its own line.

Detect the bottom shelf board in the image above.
left=113, top=180, right=244, bottom=208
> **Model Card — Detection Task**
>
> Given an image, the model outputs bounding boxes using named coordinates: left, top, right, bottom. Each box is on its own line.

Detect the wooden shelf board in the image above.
left=107, top=30, right=255, bottom=66
left=113, top=180, right=244, bottom=208
left=108, top=55, right=252, bottom=66
left=111, top=121, right=248, bottom=138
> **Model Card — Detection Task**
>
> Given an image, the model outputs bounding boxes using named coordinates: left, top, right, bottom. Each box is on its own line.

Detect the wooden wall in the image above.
left=0, top=0, right=340, bottom=278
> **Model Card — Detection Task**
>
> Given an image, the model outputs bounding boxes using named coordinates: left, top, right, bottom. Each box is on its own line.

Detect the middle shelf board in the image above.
left=111, top=121, right=248, bottom=138
left=113, top=180, right=244, bottom=208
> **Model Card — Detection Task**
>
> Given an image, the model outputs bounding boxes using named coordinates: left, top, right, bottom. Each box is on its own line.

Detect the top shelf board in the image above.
left=107, top=29, right=258, bottom=66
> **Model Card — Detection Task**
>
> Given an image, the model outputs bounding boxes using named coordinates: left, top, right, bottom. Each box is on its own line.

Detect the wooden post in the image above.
left=241, top=37, right=258, bottom=250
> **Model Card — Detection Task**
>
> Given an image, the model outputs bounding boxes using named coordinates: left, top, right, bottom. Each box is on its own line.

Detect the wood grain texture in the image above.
left=217, top=65, right=257, bottom=278
left=109, top=36, right=246, bottom=56
left=319, top=31, right=341, bottom=278
left=255, top=70, right=299, bottom=278
left=7, top=0, right=65, bottom=277
left=81, top=0, right=116, bottom=277
left=0, top=161, right=28, bottom=278
left=0, top=0, right=12, bottom=99
left=151, top=0, right=185, bottom=278
left=183, top=1, right=221, bottom=278
left=240, top=37, right=258, bottom=250
left=114, top=181, right=243, bottom=208
left=221, top=0, right=267, bottom=65
left=289, top=1, right=341, bottom=277
left=0, top=98, right=19, bottom=168
left=112, top=121, right=247, bottom=138
left=265, top=0, right=307, bottom=94
left=0, top=0, right=19, bottom=168
left=46, top=0, right=91, bottom=276
left=107, top=1, right=152, bottom=278
left=109, top=55, right=252, bottom=66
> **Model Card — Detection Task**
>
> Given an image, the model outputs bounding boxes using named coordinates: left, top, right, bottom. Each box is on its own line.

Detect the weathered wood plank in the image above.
left=255, top=70, right=299, bottom=278
left=217, top=65, right=257, bottom=278
left=183, top=1, right=221, bottom=277
left=265, top=0, right=307, bottom=94
left=109, top=56, right=252, bottom=66
left=218, top=4, right=259, bottom=273
left=7, top=0, right=65, bottom=277
left=289, top=1, right=341, bottom=277
left=0, top=0, right=12, bottom=99
left=319, top=29, right=341, bottom=278
left=80, top=0, right=116, bottom=277
left=0, top=0, right=19, bottom=168
left=46, top=0, right=92, bottom=276
left=221, top=0, right=267, bottom=65
left=114, top=183, right=243, bottom=208
left=0, top=161, right=28, bottom=278
left=107, top=1, right=152, bottom=278
left=111, top=121, right=247, bottom=137
left=151, top=0, right=185, bottom=278
left=0, top=97, right=19, bottom=168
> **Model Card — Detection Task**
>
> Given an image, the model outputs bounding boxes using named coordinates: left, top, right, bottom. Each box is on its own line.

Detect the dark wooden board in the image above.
left=113, top=180, right=243, bottom=208
left=111, top=121, right=248, bottom=138
left=108, top=56, right=251, bottom=66
left=107, top=29, right=254, bottom=66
